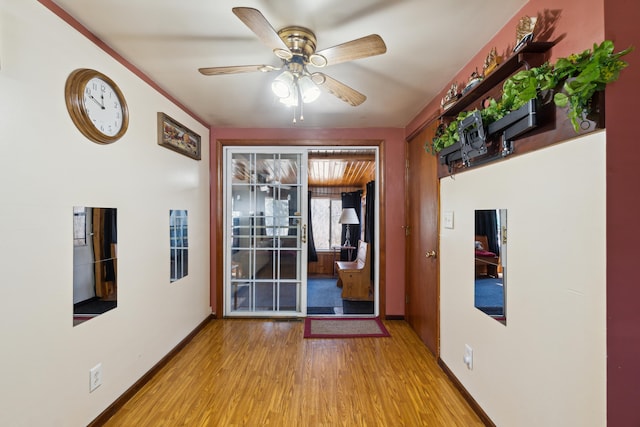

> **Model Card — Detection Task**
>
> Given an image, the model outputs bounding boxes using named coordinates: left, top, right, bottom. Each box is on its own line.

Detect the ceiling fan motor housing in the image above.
left=277, top=26, right=317, bottom=59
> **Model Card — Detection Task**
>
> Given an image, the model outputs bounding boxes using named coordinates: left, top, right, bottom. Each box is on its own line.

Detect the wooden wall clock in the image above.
left=65, top=68, right=129, bottom=144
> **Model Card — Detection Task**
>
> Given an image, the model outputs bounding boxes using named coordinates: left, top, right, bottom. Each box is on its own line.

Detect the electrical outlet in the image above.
left=89, top=363, right=102, bottom=392
left=464, top=344, right=473, bottom=370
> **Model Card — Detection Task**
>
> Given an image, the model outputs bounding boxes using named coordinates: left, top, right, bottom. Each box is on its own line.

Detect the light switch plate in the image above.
left=443, top=211, right=454, bottom=229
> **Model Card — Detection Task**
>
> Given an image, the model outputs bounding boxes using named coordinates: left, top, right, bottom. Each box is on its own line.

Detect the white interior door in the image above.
left=224, top=148, right=308, bottom=317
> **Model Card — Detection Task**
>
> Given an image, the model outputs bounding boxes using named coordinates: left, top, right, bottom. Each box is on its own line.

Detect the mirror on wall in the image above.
left=73, top=207, right=117, bottom=326
left=474, top=209, right=507, bottom=324
left=170, top=209, right=188, bottom=282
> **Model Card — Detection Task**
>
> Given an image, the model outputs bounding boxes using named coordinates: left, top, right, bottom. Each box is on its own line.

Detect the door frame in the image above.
left=214, top=138, right=386, bottom=318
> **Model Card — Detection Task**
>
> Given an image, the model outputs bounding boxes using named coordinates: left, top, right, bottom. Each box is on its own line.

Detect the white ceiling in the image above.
left=52, top=0, right=527, bottom=129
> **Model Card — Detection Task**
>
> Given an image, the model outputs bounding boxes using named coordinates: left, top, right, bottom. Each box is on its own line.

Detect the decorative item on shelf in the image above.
left=462, top=68, right=483, bottom=95
left=440, top=83, right=460, bottom=111
left=513, top=16, right=537, bottom=52
left=157, top=112, right=201, bottom=160
left=483, top=47, right=502, bottom=77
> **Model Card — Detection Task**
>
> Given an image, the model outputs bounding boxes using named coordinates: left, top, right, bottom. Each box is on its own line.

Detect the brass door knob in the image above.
left=425, top=250, right=437, bottom=258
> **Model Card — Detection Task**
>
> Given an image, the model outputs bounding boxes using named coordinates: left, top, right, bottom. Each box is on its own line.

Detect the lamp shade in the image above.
left=339, top=208, right=359, bottom=225
left=272, top=71, right=295, bottom=98
left=298, top=75, right=321, bottom=103
left=279, top=87, right=299, bottom=107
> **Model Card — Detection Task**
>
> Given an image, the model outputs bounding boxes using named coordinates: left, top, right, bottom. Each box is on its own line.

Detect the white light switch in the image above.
left=443, top=211, right=454, bottom=229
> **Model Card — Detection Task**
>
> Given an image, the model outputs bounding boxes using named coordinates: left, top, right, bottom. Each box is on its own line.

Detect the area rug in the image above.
left=304, top=317, right=390, bottom=338
left=474, top=277, right=504, bottom=316
left=307, top=278, right=343, bottom=307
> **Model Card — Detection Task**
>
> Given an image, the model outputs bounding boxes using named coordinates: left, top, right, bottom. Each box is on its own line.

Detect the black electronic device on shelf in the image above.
left=438, top=99, right=538, bottom=171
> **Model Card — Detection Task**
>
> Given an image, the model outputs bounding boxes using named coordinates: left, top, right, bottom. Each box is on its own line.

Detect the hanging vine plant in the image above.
left=426, top=40, right=633, bottom=153
left=553, top=40, right=632, bottom=131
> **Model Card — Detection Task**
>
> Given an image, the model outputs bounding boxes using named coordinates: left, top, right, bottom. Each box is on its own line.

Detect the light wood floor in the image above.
left=103, top=319, right=484, bottom=426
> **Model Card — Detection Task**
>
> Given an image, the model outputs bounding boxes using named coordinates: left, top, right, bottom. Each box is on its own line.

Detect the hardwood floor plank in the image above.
left=102, top=319, right=484, bottom=426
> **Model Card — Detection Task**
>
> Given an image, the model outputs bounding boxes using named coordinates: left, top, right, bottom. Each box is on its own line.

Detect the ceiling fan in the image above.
left=198, top=7, right=387, bottom=120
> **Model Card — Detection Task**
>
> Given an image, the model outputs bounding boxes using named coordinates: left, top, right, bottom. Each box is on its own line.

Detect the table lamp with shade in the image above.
left=339, top=208, right=360, bottom=247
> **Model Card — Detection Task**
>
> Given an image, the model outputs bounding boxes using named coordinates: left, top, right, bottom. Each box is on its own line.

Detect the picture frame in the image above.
left=157, top=112, right=201, bottom=160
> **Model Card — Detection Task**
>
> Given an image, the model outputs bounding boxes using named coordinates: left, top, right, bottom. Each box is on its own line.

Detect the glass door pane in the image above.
left=225, top=149, right=307, bottom=316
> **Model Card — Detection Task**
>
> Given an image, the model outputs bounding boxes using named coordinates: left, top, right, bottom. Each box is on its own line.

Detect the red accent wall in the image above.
left=604, top=0, right=640, bottom=424
left=208, top=127, right=407, bottom=316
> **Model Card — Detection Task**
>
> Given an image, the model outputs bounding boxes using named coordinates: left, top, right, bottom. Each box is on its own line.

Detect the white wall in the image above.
left=0, top=2, right=211, bottom=426
left=440, top=132, right=606, bottom=426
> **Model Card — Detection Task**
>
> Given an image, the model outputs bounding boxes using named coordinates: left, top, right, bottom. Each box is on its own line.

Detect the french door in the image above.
left=224, top=148, right=308, bottom=317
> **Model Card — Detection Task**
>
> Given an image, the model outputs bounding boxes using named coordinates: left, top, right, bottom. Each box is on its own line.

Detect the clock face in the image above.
left=83, top=77, right=124, bottom=137
left=65, top=68, right=129, bottom=144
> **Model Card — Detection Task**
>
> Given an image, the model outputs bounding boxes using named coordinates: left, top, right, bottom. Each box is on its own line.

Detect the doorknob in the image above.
left=425, top=250, right=437, bottom=258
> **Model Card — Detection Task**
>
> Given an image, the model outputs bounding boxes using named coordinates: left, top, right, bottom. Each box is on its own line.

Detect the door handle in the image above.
left=425, top=250, right=437, bottom=258
left=301, top=224, right=307, bottom=244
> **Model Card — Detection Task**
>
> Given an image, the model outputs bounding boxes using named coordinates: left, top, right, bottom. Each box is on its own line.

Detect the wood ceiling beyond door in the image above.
left=308, top=149, right=375, bottom=187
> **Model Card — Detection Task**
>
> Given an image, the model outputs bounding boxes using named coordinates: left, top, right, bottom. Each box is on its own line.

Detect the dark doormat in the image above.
left=73, top=297, right=117, bottom=315
left=343, top=300, right=374, bottom=314
left=307, top=307, right=335, bottom=315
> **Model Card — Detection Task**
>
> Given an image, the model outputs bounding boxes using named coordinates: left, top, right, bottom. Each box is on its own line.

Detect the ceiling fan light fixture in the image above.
left=199, top=7, right=388, bottom=121
left=272, top=70, right=295, bottom=98
left=298, top=75, right=321, bottom=103
left=279, top=84, right=299, bottom=107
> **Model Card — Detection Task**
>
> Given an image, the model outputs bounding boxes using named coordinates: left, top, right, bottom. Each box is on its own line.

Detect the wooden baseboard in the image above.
left=384, top=315, right=404, bottom=320
left=437, top=358, right=495, bottom=427
left=88, top=314, right=215, bottom=426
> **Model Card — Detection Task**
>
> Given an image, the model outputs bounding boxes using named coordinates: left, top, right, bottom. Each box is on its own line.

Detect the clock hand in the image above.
left=88, top=94, right=105, bottom=109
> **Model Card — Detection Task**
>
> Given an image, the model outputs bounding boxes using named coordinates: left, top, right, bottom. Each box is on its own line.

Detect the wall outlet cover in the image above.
left=90, top=363, right=102, bottom=392
left=464, top=344, right=473, bottom=370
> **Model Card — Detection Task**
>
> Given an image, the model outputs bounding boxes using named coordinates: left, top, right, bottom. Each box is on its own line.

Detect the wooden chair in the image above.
left=475, top=235, right=499, bottom=278
left=335, top=240, right=372, bottom=300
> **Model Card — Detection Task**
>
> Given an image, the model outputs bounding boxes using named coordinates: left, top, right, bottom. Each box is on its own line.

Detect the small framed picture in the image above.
left=157, top=112, right=201, bottom=160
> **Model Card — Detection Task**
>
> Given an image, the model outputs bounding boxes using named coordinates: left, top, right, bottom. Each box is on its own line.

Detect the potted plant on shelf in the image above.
left=425, top=40, right=633, bottom=154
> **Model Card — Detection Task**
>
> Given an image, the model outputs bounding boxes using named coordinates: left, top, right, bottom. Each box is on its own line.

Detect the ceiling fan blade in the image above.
left=313, top=73, right=366, bottom=106
left=198, top=65, right=278, bottom=76
left=232, top=7, right=292, bottom=57
left=314, top=34, right=387, bottom=66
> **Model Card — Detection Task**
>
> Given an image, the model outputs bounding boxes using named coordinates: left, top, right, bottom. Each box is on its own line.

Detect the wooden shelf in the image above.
left=441, top=42, right=554, bottom=117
